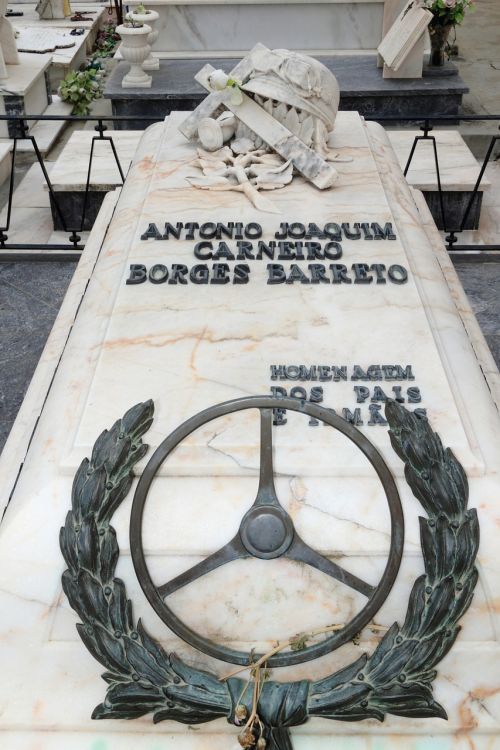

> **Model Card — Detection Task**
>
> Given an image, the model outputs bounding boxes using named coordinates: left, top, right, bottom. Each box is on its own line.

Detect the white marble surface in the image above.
left=0, top=50, right=50, bottom=93
left=16, top=26, right=77, bottom=52
left=0, top=112, right=499, bottom=749
left=47, top=129, right=143, bottom=191
left=388, top=129, right=492, bottom=192
left=59, top=112, right=485, bottom=479
left=125, top=1, right=385, bottom=57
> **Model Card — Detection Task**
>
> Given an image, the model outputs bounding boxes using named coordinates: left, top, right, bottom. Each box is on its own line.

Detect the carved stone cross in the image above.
left=179, top=44, right=338, bottom=190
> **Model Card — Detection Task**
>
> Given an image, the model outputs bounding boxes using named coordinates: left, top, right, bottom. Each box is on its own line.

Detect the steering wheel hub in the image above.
left=240, top=506, right=294, bottom=558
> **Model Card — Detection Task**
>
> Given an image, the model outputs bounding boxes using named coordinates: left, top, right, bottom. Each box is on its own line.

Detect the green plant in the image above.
left=134, top=3, right=150, bottom=13
left=93, top=21, right=120, bottom=58
left=123, top=12, right=144, bottom=27
left=58, top=67, right=103, bottom=116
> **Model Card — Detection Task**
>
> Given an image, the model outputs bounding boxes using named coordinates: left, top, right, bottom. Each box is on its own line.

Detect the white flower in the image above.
left=229, top=86, right=243, bottom=106
left=208, top=69, right=229, bottom=91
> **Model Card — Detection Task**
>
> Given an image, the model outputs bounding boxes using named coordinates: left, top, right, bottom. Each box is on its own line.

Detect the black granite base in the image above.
left=104, top=55, right=469, bottom=130
left=50, top=191, right=105, bottom=232
left=424, top=190, right=483, bottom=231
left=4, top=72, right=51, bottom=138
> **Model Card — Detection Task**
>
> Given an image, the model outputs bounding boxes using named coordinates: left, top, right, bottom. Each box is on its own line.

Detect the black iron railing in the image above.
left=0, top=113, right=498, bottom=261
left=367, top=114, right=500, bottom=258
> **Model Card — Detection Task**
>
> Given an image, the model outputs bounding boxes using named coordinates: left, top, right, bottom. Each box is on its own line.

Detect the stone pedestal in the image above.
left=104, top=55, right=469, bottom=130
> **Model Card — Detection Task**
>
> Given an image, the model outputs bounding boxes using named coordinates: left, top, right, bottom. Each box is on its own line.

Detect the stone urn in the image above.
left=116, top=22, right=152, bottom=88
left=428, top=21, right=454, bottom=67
left=128, top=8, right=159, bottom=71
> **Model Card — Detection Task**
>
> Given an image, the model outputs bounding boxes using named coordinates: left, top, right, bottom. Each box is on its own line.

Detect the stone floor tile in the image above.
left=0, top=206, right=53, bottom=245
left=0, top=261, right=76, bottom=444
left=12, top=162, right=53, bottom=209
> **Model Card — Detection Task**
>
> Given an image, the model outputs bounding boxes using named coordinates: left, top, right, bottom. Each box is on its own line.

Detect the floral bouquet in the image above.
left=422, top=0, right=475, bottom=27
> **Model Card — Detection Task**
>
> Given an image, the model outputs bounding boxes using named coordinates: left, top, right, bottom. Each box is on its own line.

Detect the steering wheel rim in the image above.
left=130, top=396, right=404, bottom=667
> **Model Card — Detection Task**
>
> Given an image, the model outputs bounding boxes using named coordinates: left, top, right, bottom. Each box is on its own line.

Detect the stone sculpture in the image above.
left=35, top=0, right=72, bottom=21
left=180, top=44, right=352, bottom=212
left=0, top=0, right=19, bottom=80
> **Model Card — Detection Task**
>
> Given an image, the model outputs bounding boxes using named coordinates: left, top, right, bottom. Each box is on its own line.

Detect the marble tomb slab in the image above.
left=60, top=112, right=484, bottom=478
left=125, top=0, right=386, bottom=58
left=0, top=111, right=499, bottom=749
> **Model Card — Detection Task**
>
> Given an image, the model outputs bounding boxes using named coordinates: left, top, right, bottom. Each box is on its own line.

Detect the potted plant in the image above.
left=116, top=14, right=152, bottom=88
left=419, top=0, right=475, bottom=66
left=128, top=3, right=160, bottom=71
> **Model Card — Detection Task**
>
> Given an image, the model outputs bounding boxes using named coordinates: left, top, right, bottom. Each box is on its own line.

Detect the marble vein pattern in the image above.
left=125, top=1, right=385, bottom=57
left=0, top=111, right=499, bottom=748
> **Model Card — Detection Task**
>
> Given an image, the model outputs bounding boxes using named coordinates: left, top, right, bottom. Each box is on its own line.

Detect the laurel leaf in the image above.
left=60, top=512, right=78, bottom=573
left=136, top=620, right=173, bottom=676
left=434, top=518, right=457, bottom=582
left=404, top=628, right=458, bottom=675
left=454, top=511, right=479, bottom=579
left=308, top=683, right=370, bottom=715
left=102, top=671, right=130, bottom=685
left=372, top=683, right=448, bottom=719
left=368, top=639, right=419, bottom=684
left=420, top=519, right=438, bottom=583
left=317, top=704, right=385, bottom=722
left=105, top=681, right=164, bottom=709
left=79, top=569, right=109, bottom=623
left=123, top=636, right=172, bottom=685
left=62, top=570, right=87, bottom=622
left=99, top=527, right=119, bottom=582
left=366, top=623, right=399, bottom=670
left=77, top=516, right=99, bottom=572
left=73, top=465, right=106, bottom=519
left=108, top=579, right=130, bottom=634
left=311, top=654, right=367, bottom=694
left=402, top=576, right=426, bottom=637
left=153, top=703, right=228, bottom=724
left=71, top=459, right=91, bottom=514
left=170, top=652, right=229, bottom=697
left=91, top=427, right=119, bottom=470
left=429, top=459, right=465, bottom=518
left=121, top=399, right=154, bottom=442
left=99, top=474, right=134, bottom=521
left=449, top=569, right=478, bottom=624
left=420, top=576, right=456, bottom=634
left=77, top=622, right=127, bottom=674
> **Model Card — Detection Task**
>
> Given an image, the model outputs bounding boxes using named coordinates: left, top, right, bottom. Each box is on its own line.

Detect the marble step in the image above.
left=15, top=98, right=73, bottom=155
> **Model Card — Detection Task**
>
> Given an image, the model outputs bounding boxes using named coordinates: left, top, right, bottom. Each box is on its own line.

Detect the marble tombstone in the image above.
left=0, top=47, right=499, bottom=750
left=0, top=0, right=19, bottom=79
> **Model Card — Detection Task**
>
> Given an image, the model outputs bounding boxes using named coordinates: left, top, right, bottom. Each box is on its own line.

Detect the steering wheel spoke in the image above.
left=158, top=535, right=249, bottom=598
left=286, top=535, right=375, bottom=598
left=253, top=408, right=280, bottom=508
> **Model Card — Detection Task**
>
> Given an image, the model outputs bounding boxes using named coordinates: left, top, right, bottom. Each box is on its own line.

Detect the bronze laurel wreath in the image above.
left=60, top=399, right=479, bottom=750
